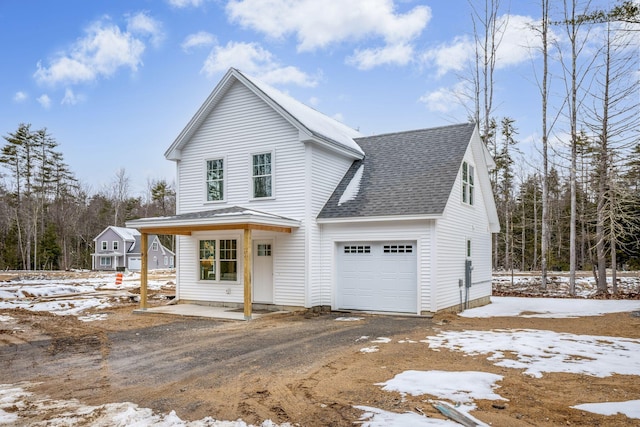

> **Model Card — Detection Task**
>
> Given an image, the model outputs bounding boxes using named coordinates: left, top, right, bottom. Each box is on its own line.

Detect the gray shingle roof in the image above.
left=318, top=122, right=476, bottom=219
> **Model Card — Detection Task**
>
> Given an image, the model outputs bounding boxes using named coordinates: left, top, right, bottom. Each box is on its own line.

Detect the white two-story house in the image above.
left=126, top=68, right=499, bottom=318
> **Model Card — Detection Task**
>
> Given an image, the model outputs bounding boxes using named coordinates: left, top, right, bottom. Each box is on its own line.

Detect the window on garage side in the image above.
left=252, top=152, right=272, bottom=198
left=199, top=240, right=216, bottom=280
left=462, top=161, right=474, bottom=205
left=206, top=158, right=224, bottom=202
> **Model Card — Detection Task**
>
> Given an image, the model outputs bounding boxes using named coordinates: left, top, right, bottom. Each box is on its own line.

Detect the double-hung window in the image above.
left=199, top=239, right=238, bottom=282
left=462, top=161, right=474, bottom=205
left=252, top=152, right=272, bottom=198
left=113, top=241, right=119, bottom=251
left=101, top=241, right=108, bottom=251
left=206, top=158, right=224, bottom=202
left=152, top=241, right=159, bottom=251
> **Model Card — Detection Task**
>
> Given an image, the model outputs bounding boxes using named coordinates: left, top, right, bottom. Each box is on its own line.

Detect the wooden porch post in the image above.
left=243, top=228, right=252, bottom=320
left=140, top=232, right=148, bottom=310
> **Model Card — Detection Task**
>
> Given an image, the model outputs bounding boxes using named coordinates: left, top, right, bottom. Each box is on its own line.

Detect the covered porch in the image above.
left=126, top=206, right=300, bottom=320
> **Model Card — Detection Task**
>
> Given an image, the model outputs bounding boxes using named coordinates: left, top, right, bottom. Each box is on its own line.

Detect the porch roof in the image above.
left=125, top=206, right=300, bottom=235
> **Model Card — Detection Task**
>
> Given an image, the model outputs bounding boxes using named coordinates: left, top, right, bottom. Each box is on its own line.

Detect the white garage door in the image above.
left=337, top=241, right=417, bottom=313
left=128, top=257, right=141, bottom=271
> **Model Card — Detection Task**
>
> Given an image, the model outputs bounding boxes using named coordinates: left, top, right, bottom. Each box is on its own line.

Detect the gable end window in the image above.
left=101, top=241, right=108, bottom=251
left=252, top=152, right=272, bottom=198
left=112, top=241, right=119, bottom=251
left=152, top=241, right=159, bottom=251
left=462, top=161, right=474, bottom=206
left=206, top=158, right=224, bottom=202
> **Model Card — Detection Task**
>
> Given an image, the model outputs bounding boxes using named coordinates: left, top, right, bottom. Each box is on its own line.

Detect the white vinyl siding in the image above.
left=436, top=142, right=493, bottom=311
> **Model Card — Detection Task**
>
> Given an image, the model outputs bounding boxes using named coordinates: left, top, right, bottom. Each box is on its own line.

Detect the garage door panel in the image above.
left=337, top=241, right=417, bottom=313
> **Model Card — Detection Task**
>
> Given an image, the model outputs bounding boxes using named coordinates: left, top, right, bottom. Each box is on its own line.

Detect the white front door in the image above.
left=253, top=240, right=273, bottom=303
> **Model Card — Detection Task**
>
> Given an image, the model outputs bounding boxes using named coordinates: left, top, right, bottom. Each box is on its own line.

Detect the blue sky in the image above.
left=0, top=0, right=626, bottom=196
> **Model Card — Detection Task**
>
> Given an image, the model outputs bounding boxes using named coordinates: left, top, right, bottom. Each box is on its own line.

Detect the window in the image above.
left=100, top=256, right=111, bottom=266
left=152, top=241, right=159, bottom=251
left=101, top=241, right=107, bottom=251
left=257, top=244, right=271, bottom=256
left=112, top=241, right=119, bottom=251
left=220, top=240, right=237, bottom=281
left=164, top=256, right=168, bottom=266
left=199, top=240, right=216, bottom=280
left=199, top=239, right=238, bottom=282
left=462, top=161, right=474, bottom=205
left=252, top=152, right=272, bottom=198
left=206, top=158, right=224, bottom=201
left=383, top=245, right=413, bottom=254
left=344, top=245, right=371, bottom=254
left=467, top=239, right=472, bottom=258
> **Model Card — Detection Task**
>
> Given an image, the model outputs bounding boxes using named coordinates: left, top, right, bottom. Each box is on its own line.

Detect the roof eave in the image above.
left=126, top=213, right=300, bottom=230
left=317, top=214, right=442, bottom=224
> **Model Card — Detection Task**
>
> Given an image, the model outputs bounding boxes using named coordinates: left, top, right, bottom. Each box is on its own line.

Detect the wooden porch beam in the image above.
left=140, top=232, right=148, bottom=310
left=243, top=228, right=252, bottom=320
left=137, top=223, right=292, bottom=236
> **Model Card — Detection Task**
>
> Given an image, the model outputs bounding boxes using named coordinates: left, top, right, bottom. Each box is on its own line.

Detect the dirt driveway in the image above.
left=2, top=302, right=640, bottom=426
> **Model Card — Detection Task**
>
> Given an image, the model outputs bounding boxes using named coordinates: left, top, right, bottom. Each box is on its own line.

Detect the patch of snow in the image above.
left=335, top=316, right=363, bottom=321
left=460, top=296, right=640, bottom=318
left=355, top=405, right=459, bottom=426
left=0, top=315, right=14, bottom=322
left=572, top=400, right=640, bottom=419
left=77, top=313, right=109, bottom=322
left=371, top=337, right=391, bottom=344
left=0, top=382, right=290, bottom=426
left=377, top=370, right=506, bottom=403
left=355, top=336, right=370, bottom=342
left=338, top=164, right=364, bottom=206
left=360, top=346, right=379, bottom=353
left=426, top=329, right=640, bottom=378
left=398, top=338, right=417, bottom=343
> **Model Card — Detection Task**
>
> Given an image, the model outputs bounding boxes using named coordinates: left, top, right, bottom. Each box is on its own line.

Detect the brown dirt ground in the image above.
left=1, top=272, right=640, bottom=426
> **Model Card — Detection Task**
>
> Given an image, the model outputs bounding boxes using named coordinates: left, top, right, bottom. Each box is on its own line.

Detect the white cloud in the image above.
left=181, top=31, right=216, bottom=52
left=37, top=94, right=51, bottom=109
left=61, top=88, right=84, bottom=105
left=347, top=42, right=414, bottom=70
left=226, top=0, right=430, bottom=69
left=13, top=91, right=28, bottom=102
left=308, top=96, right=319, bottom=106
left=419, top=81, right=471, bottom=114
left=201, top=41, right=319, bottom=87
left=421, top=35, right=475, bottom=77
left=126, top=12, right=164, bottom=48
left=33, top=15, right=154, bottom=86
left=166, top=0, right=204, bottom=8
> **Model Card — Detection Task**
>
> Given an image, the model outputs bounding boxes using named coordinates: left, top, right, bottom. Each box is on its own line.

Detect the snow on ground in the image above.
left=571, top=400, right=640, bottom=419
left=356, top=405, right=460, bottom=426
left=376, top=370, right=506, bottom=404
left=460, top=296, right=640, bottom=318
left=426, top=329, right=640, bottom=378
left=0, top=382, right=289, bottom=427
left=0, top=271, right=172, bottom=320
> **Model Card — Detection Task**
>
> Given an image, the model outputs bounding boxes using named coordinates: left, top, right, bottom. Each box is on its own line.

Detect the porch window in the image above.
left=252, top=152, right=272, bottom=198
left=206, top=158, right=224, bottom=201
left=99, top=256, right=111, bottom=266
left=112, top=241, right=119, bottom=251
left=462, top=161, right=474, bottom=205
left=199, top=240, right=216, bottom=280
left=220, top=239, right=237, bottom=281
left=199, top=239, right=238, bottom=282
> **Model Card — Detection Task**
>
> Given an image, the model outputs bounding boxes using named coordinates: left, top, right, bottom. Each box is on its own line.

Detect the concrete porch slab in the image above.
left=134, top=304, right=288, bottom=321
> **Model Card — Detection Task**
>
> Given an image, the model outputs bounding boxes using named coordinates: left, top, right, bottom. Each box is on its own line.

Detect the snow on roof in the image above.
left=110, top=226, right=140, bottom=241
left=338, top=164, right=364, bottom=206
left=237, top=69, right=365, bottom=156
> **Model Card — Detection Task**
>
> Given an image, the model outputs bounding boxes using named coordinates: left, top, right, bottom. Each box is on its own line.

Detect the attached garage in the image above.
left=336, top=241, right=417, bottom=313
left=128, top=257, right=141, bottom=271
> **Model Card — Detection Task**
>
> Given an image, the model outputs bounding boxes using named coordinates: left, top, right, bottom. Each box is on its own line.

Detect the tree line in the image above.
left=0, top=123, right=175, bottom=270
left=476, top=0, right=639, bottom=295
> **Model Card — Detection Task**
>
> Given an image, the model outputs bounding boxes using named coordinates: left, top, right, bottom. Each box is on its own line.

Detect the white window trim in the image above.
left=152, top=241, right=159, bottom=251
left=100, top=256, right=111, bottom=266
left=197, top=236, right=241, bottom=284
left=204, top=156, right=227, bottom=204
left=101, top=241, right=107, bottom=251
left=249, top=149, right=275, bottom=201
left=461, top=161, right=475, bottom=206
left=112, top=241, right=119, bottom=251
